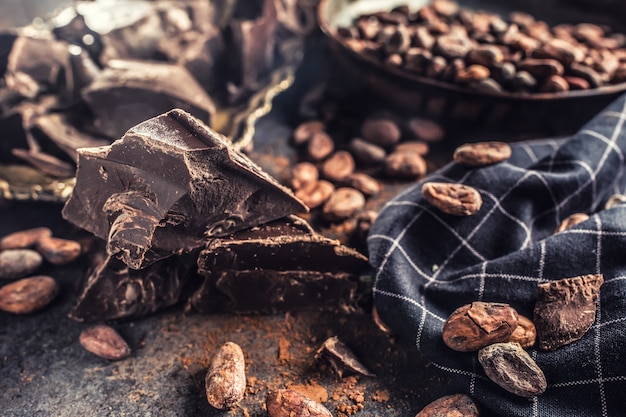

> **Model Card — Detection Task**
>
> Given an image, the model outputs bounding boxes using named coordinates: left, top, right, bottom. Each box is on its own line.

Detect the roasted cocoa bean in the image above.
left=0, top=276, right=58, bottom=314
left=348, top=138, right=387, bottom=166
left=0, top=249, right=43, bottom=279
left=554, top=212, right=589, bottom=233
left=361, top=118, right=401, bottom=147
left=442, top=302, right=519, bottom=352
left=344, top=173, right=382, bottom=196
left=36, top=237, right=81, bottom=265
left=384, top=151, right=427, bottom=179
left=455, top=64, right=490, bottom=83
left=205, top=342, right=246, bottom=409
left=415, top=394, right=479, bottom=417
left=266, top=389, right=332, bottom=417
left=295, top=180, right=335, bottom=210
left=394, top=141, right=429, bottom=156
left=307, top=131, right=335, bottom=161
left=421, top=182, right=482, bottom=216
left=79, top=325, right=131, bottom=360
left=290, top=162, right=319, bottom=190
left=293, top=120, right=325, bottom=145
left=540, top=74, right=569, bottom=93
left=407, top=118, right=444, bottom=142
left=322, top=187, right=366, bottom=221
left=453, top=141, right=512, bottom=166
left=534, top=274, right=604, bottom=351
left=466, top=45, right=504, bottom=67
left=322, top=151, right=355, bottom=182
left=508, top=314, right=537, bottom=348
left=478, top=342, right=547, bottom=397
left=0, top=227, right=52, bottom=250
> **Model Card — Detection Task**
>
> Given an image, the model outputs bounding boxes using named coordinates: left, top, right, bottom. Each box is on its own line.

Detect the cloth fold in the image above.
left=368, top=94, right=626, bottom=417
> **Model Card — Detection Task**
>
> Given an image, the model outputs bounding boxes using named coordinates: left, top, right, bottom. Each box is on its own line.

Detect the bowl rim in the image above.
left=317, top=0, right=626, bottom=102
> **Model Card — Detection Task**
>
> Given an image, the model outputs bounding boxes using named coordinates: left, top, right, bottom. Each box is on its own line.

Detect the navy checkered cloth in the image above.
left=368, top=94, right=626, bottom=417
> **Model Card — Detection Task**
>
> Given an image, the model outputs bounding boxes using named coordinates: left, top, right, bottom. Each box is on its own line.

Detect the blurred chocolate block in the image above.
left=62, top=109, right=307, bottom=270
left=69, top=243, right=197, bottom=322
left=82, top=59, right=216, bottom=139
left=32, top=112, right=110, bottom=162
left=4, top=36, right=71, bottom=99
left=187, top=215, right=369, bottom=314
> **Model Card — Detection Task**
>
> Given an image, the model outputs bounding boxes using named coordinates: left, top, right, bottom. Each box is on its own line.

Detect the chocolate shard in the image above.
left=32, top=112, right=109, bottom=163
left=534, top=274, right=604, bottom=351
left=5, top=36, right=72, bottom=99
left=69, top=242, right=197, bottom=322
left=315, top=336, right=375, bottom=378
left=187, top=215, right=368, bottom=314
left=81, top=59, right=216, bottom=139
left=62, top=109, right=308, bottom=270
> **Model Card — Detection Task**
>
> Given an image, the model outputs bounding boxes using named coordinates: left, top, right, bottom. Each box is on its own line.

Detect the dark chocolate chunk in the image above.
left=534, top=274, right=604, bottom=351
left=5, top=36, right=71, bottom=98
left=188, top=215, right=368, bottom=314
left=81, top=59, right=216, bottom=139
left=225, top=0, right=278, bottom=96
left=315, top=336, right=375, bottom=378
left=62, top=109, right=307, bottom=270
left=69, top=242, right=197, bottom=322
left=32, top=112, right=109, bottom=162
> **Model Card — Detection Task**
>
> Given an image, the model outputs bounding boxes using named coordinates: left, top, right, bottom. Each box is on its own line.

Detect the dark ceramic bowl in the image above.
left=318, top=0, right=626, bottom=138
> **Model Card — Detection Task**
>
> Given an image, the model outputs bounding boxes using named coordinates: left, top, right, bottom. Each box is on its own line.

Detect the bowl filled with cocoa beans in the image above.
left=318, top=0, right=626, bottom=138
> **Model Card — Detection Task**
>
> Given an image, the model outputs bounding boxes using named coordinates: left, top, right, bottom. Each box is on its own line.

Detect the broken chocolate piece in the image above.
left=5, top=36, right=72, bottom=99
left=225, top=0, right=278, bottom=96
left=62, top=109, right=307, bottom=270
left=534, top=274, right=604, bottom=351
left=315, top=336, right=375, bottom=378
left=82, top=59, right=216, bottom=139
left=32, top=112, right=109, bottom=162
left=188, top=215, right=367, bottom=314
left=69, top=242, right=197, bottom=322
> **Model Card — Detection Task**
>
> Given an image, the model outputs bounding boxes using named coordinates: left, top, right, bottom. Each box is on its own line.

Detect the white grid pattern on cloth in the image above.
left=368, top=95, right=626, bottom=417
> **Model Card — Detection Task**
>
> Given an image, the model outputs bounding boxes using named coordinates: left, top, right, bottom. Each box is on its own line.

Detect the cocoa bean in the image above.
left=205, top=342, right=246, bottom=409
left=36, top=237, right=81, bottom=265
left=321, top=151, right=355, bottom=182
left=394, top=141, right=429, bottom=156
left=361, top=118, right=401, bottom=147
left=307, top=131, right=334, bottom=161
left=0, top=249, right=43, bottom=279
left=344, top=173, right=382, bottom=196
left=0, top=227, right=52, bottom=250
left=384, top=151, right=427, bottom=179
left=348, top=138, right=387, bottom=166
left=421, top=182, right=482, bottom=216
left=266, top=389, right=332, bottom=417
left=290, top=162, right=319, bottom=190
left=534, top=274, right=604, bottom=351
left=453, top=141, right=512, bottom=166
left=466, top=45, right=504, bottom=67
left=322, top=187, right=365, bottom=221
left=442, top=302, right=519, bottom=352
left=478, top=342, right=547, bottom=397
left=295, top=180, right=335, bottom=210
left=455, top=64, right=490, bottom=83
left=79, top=325, right=131, bottom=360
left=293, top=120, right=325, bottom=145
left=508, top=314, right=536, bottom=349
left=415, top=393, right=479, bottom=417
left=353, top=209, right=378, bottom=242
left=518, top=58, right=564, bottom=78
left=407, top=118, right=444, bottom=142
left=0, top=276, right=58, bottom=314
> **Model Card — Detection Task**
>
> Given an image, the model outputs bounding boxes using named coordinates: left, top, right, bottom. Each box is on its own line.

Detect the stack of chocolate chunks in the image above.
left=62, top=109, right=369, bottom=321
